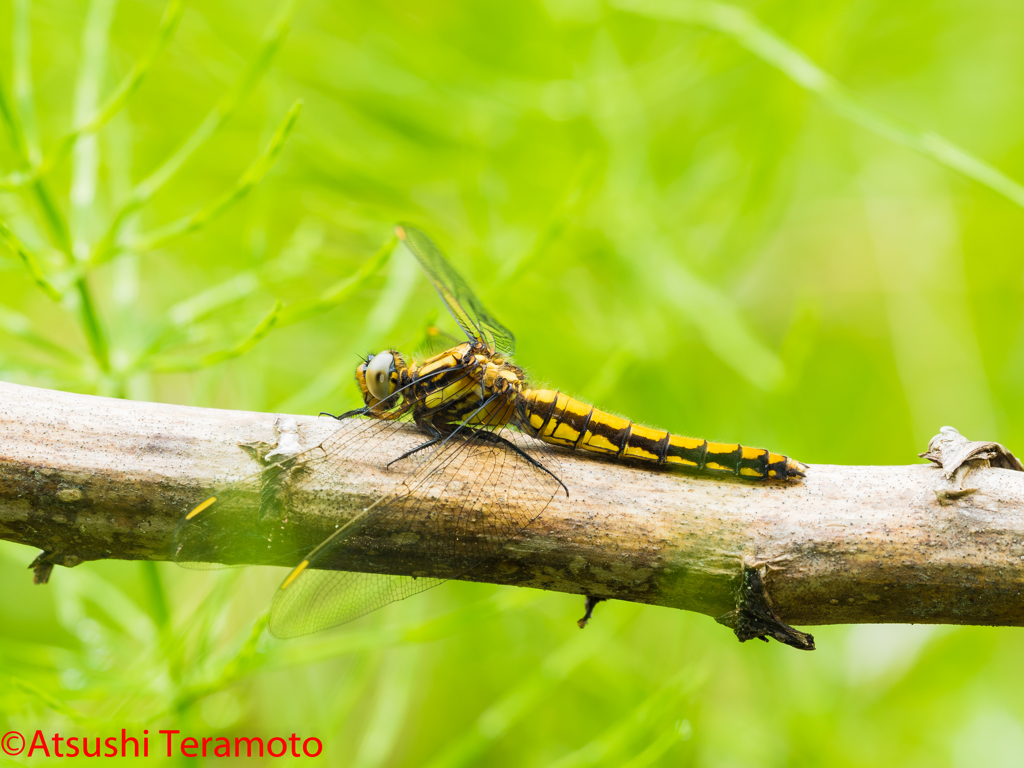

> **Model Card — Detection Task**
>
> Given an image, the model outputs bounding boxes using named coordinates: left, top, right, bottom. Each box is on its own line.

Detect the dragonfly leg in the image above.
left=472, top=430, right=569, bottom=497
left=321, top=407, right=372, bottom=420
left=386, top=421, right=445, bottom=468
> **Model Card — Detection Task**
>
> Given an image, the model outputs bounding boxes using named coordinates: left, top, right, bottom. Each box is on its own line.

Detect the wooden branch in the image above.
left=3, top=380, right=1024, bottom=649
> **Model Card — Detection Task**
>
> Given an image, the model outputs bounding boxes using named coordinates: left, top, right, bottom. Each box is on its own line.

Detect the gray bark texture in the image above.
left=2, top=380, right=1024, bottom=650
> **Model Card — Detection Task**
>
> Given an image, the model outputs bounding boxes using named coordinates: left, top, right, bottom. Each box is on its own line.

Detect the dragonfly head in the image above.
left=356, top=349, right=408, bottom=409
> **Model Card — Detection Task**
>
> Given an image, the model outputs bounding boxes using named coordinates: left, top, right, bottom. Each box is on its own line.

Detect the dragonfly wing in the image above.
left=172, top=368, right=562, bottom=638
left=397, top=224, right=516, bottom=357
left=270, top=570, right=443, bottom=638
left=171, top=371, right=428, bottom=570
left=171, top=410, right=415, bottom=570
left=171, top=464, right=282, bottom=571
left=267, top=420, right=564, bottom=638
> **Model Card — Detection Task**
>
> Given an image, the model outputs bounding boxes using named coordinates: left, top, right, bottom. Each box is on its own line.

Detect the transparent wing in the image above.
left=172, top=374, right=563, bottom=638
left=397, top=224, right=516, bottom=357
left=268, top=418, right=564, bottom=638
left=171, top=369, right=429, bottom=569
left=171, top=410, right=408, bottom=567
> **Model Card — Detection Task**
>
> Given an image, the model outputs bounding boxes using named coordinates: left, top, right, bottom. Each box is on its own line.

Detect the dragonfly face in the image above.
left=355, top=349, right=409, bottom=414
left=174, top=223, right=806, bottom=639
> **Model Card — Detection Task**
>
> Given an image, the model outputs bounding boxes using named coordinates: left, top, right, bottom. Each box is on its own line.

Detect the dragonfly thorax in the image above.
left=413, top=342, right=525, bottom=430
left=355, top=340, right=527, bottom=432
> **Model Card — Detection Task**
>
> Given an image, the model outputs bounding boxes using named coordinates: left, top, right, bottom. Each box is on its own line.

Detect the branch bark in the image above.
left=3, top=380, right=1024, bottom=647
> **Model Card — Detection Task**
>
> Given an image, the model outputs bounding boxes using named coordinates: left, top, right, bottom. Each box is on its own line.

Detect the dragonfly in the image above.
left=172, top=225, right=807, bottom=638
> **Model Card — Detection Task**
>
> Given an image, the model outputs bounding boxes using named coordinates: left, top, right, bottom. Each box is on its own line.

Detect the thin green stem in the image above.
left=0, top=0, right=184, bottom=189
left=140, top=561, right=171, bottom=631
left=0, top=221, right=61, bottom=300
left=28, top=181, right=74, bottom=258
left=12, top=0, right=40, bottom=163
left=276, top=236, right=396, bottom=327
left=73, top=277, right=111, bottom=372
left=70, top=0, right=118, bottom=243
left=124, top=100, right=303, bottom=255
left=150, top=299, right=283, bottom=373
left=169, top=614, right=270, bottom=714
left=28, top=175, right=110, bottom=374
left=10, top=678, right=101, bottom=729
left=1, top=22, right=112, bottom=372
left=493, top=152, right=597, bottom=291
left=130, top=228, right=372, bottom=375
left=128, top=272, right=261, bottom=370
left=19, top=0, right=114, bottom=373
left=92, top=0, right=302, bottom=262
left=0, top=304, right=80, bottom=362
left=45, top=0, right=185, bottom=184
left=612, top=0, right=1024, bottom=209
left=0, top=66, right=31, bottom=160
left=138, top=558, right=184, bottom=697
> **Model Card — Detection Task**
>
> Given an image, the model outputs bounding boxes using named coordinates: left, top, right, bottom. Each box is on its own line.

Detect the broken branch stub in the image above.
left=3, top=381, right=1024, bottom=649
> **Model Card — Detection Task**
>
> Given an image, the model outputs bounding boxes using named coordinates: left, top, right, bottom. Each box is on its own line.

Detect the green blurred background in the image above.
left=2, top=0, right=1024, bottom=764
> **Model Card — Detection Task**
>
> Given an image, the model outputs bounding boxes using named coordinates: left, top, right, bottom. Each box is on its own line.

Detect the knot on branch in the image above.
left=920, top=426, right=1024, bottom=503
left=29, top=550, right=82, bottom=584
left=716, top=562, right=815, bottom=651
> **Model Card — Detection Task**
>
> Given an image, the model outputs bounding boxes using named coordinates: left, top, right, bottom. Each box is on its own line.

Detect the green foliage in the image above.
left=2, top=0, right=1024, bottom=765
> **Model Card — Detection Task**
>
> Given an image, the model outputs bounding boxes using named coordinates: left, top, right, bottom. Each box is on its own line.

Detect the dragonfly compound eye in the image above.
left=366, top=351, right=396, bottom=400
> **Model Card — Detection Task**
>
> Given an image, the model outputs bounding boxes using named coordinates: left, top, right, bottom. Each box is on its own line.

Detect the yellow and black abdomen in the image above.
left=516, top=390, right=806, bottom=480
